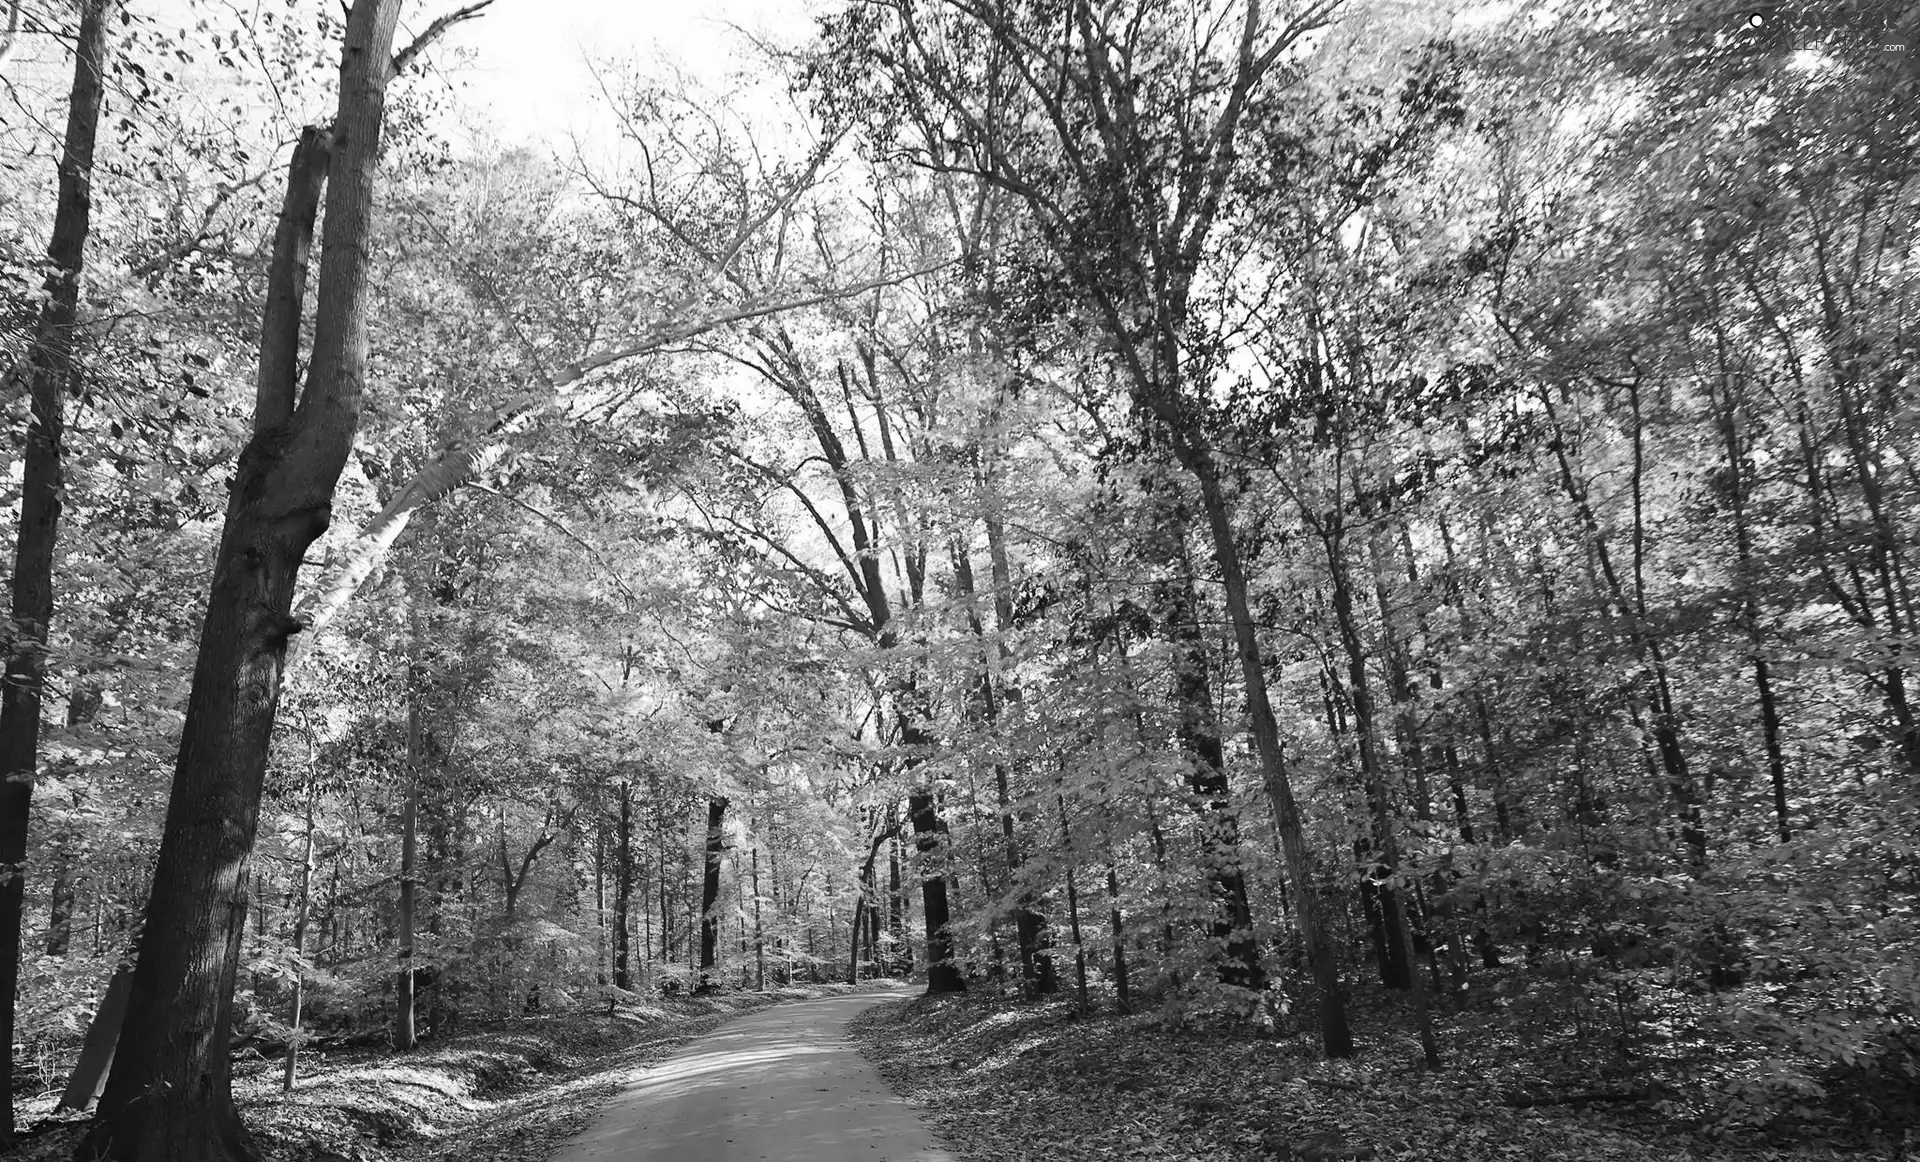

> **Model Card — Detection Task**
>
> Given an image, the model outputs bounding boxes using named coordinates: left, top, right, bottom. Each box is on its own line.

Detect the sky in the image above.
left=440, top=0, right=826, bottom=145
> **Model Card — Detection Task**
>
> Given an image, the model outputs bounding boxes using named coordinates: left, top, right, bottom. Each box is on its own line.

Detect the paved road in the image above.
left=548, top=988, right=955, bottom=1162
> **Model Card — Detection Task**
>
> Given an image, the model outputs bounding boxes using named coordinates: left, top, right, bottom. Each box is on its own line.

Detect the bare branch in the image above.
left=388, top=0, right=493, bottom=80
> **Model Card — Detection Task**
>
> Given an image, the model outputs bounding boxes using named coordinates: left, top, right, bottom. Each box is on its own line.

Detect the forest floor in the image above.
left=847, top=988, right=1915, bottom=1162
left=8, top=983, right=860, bottom=1162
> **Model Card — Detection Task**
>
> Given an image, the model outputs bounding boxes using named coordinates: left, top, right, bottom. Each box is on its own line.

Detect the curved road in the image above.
left=549, top=988, right=955, bottom=1162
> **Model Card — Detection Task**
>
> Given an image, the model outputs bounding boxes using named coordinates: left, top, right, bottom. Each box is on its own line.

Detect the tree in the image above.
left=83, top=2, right=491, bottom=1156
left=0, top=0, right=115, bottom=1140
left=829, top=0, right=1354, bottom=1054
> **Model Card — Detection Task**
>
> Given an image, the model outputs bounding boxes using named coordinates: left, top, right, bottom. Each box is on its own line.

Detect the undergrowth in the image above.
left=849, top=985, right=1916, bottom=1162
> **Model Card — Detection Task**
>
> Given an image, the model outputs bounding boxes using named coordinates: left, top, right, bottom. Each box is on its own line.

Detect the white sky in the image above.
left=439, top=0, right=826, bottom=145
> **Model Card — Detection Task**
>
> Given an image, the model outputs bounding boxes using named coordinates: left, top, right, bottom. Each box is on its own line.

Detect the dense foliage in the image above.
left=0, top=0, right=1915, bottom=1156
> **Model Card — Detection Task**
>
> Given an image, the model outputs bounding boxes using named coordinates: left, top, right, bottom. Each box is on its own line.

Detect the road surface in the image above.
left=549, top=988, right=956, bottom=1162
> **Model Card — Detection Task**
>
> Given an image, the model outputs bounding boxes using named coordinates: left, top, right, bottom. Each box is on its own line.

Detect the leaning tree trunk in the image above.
left=85, top=2, right=408, bottom=1155
left=1185, top=450, right=1353, bottom=1059
left=0, top=0, right=114, bottom=1140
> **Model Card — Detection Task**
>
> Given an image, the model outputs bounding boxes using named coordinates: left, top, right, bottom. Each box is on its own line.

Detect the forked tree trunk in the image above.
left=85, top=2, right=408, bottom=1154
left=0, top=0, right=115, bottom=1140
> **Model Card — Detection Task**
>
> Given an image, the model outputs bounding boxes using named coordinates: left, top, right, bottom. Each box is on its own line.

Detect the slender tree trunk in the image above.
left=88, top=5, right=411, bottom=1151
left=1325, top=524, right=1440, bottom=1068
left=45, top=857, right=75, bottom=958
left=614, top=781, right=634, bottom=990
left=1104, top=853, right=1129, bottom=1012
left=283, top=775, right=318, bottom=1091
left=1162, top=539, right=1264, bottom=991
left=951, top=534, right=1047, bottom=994
left=847, top=896, right=863, bottom=985
left=1326, top=535, right=1414, bottom=992
left=750, top=839, right=765, bottom=990
left=0, top=0, right=114, bottom=1138
left=1056, top=794, right=1088, bottom=1012
left=906, top=778, right=964, bottom=993
left=58, top=962, right=132, bottom=1113
left=1183, top=453, right=1352, bottom=1058
left=886, top=838, right=906, bottom=977
left=696, top=796, right=727, bottom=993
left=1700, top=339, right=1794, bottom=839
left=1543, top=392, right=1706, bottom=868
left=395, top=703, right=420, bottom=1051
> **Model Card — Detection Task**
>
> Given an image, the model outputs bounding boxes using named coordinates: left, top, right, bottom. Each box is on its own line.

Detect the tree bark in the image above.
left=86, top=3, right=407, bottom=1153
left=0, top=0, right=114, bottom=1139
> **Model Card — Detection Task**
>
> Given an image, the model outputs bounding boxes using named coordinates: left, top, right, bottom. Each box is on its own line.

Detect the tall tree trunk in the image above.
left=87, top=3, right=412, bottom=1152
left=1542, top=391, right=1705, bottom=868
left=1055, top=793, right=1089, bottom=1012
left=906, top=774, right=963, bottom=992
left=395, top=702, right=420, bottom=1051
left=1185, top=452, right=1352, bottom=1058
left=1162, top=538, right=1265, bottom=992
left=1700, top=335, right=1793, bottom=839
left=1327, top=535, right=1413, bottom=992
left=1104, top=848, right=1129, bottom=1012
left=750, top=837, right=765, bottom=990
left=613, top=781, right=634, bottom=990
left=282, top=774, right=318, bottom=1091
left=951, top=532, right=1048, bottom=995
left=846, top=896, right=864, bottom=985
left=886, top=838, right=906, bottom=977
left=43, top=683, right=99, bottom=962
left=1325, top=522, right=1441, bottom=1069
left=0, top=0, right=114, bottom=1138
left=696, top=796, right=727, bottom=993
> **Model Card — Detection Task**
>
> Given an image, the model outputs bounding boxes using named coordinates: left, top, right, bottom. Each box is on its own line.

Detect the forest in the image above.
left=0, top=0, right=1915, bottom=1159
